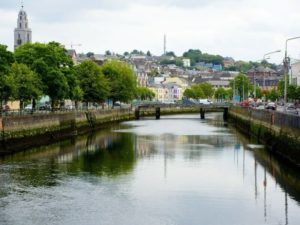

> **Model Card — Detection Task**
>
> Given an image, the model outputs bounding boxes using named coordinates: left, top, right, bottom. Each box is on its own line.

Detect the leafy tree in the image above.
left=266, top=88, right=279, bottom=101
left=0, top=45, right=14, bottom=73
left=183, top=85, right=205, bottom=99
left=160, top=59, right=176, bottom=65
left=183, top=88, right=197, bottom=99
left=182, top=49, right=223, bottom=66
left=183, top=49, right=202, bottom=66
left=0, top=73, right=14, bottom=111
left=14, top=42, right=74, bottom=108
left=0, top=44, right=14, bottom=111
left=75, top=61, right=110, bottom=104
left=135, top=87, right=155, bottom=100
left=46, top=69, right=69, bottom=108
left=254, top=86, right=262, bottom=98
left=131, top=49, right=144, bottom=55
left=124, top=52, right=129, bottom=56
left=101, top=60, right=137, bottom=103
left=230, top=73, right=253, bottom=101
left=287, top=85, right=297, bottom=100
left=175, top=59, right=183, bottom=67
left=166, top=51, right=176, bottom=57
left=105, top=50, right=112, bottom=56
left=214, top=87, right=228, bottom=101
left=86, top=52, right=94, bottom=58
left=10, top=63, right=42, bottom=109
left=199, top=82, right=214, bottom=98
left=277, top=79, right=285, bottom=97
left=146, top=51, right=152, bottom=57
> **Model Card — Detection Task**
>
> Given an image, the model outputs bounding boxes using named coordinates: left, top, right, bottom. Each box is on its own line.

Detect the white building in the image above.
left=182, top=58, right=191, bottom=67
left=14, top=5, right=32, bottom=49
left=290, top=61, right=300, bottom=86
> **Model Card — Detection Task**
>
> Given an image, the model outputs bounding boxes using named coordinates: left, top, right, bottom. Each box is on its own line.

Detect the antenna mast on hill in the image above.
left=164, top=34, right=167, bottom=56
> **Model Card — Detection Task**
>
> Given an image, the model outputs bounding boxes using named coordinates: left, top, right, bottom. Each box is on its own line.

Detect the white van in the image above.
left=199, top=99, right=212, bottom=105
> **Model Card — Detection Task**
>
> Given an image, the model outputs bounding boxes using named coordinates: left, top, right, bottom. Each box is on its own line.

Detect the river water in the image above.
left=0, top=113, right=299, bottom=225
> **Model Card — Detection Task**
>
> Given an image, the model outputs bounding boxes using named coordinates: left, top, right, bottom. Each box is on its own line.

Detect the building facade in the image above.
left=290, top=61, right=300, bottom=86
left=14, top=6, right=32, bottom=50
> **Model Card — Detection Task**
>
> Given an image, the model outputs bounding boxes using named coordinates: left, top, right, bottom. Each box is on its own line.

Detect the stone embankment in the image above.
left=229, top=106, right=300, bottom=167
left=0, top=106, right=207, bottom=153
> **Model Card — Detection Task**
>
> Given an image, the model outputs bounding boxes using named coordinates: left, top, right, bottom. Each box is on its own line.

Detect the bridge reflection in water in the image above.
left=0, top=113, right=299, bottom=225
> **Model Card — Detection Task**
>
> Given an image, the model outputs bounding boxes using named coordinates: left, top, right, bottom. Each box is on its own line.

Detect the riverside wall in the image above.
left=0, top=106, right=206, bottom=154
left=0, top=109, right=134, bottom=153
left=229, top=106, right=300, bottom=167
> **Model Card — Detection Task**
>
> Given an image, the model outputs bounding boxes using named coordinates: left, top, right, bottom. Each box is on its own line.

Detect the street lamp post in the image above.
left=284, top=37, right=300, bottom=109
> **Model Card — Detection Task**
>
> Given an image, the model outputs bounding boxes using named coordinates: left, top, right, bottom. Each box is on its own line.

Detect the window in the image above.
left=19, top=23, right=22, bottom=28
left=25, top=23, right=28, bottom=28
left=27, top=34, right=30, bottom=41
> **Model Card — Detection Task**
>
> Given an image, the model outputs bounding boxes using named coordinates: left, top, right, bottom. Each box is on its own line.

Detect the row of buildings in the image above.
left=13, top=6, right=299, bottom=105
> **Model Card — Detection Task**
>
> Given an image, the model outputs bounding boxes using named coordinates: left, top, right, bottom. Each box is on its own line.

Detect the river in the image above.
left=0, top=113, right=299, bottom=225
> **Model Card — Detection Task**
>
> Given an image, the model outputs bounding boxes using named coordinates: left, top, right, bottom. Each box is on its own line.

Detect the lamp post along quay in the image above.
left=284, top=37, right=300, bottom=110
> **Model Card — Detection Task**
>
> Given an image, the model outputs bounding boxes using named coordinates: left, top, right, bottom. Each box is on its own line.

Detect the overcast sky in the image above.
left=1, top=0, right=300, bottom=63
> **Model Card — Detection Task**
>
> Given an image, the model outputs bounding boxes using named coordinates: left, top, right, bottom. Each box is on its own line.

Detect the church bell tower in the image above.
left=14, top=4, right=32, bottom=50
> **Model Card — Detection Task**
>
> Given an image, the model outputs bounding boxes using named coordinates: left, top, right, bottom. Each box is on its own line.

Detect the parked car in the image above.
left=265, top=102, right=276, bottom=110
left=286, top=106, right=298, bottom=115
left=38, top=104, right=51, bottom=111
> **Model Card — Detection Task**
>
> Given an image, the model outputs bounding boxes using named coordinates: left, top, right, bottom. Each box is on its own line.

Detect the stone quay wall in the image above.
left=229, top=106, right=300, bottom=167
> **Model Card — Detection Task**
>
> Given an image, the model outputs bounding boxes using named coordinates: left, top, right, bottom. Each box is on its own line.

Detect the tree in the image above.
left=166, top=51, right=176, bottom=57
left=183, top=88, right=197, bottom=99
left=46, top=69, right=69, bottom=109
left=199, top=82, right=214, bottom=98
left=0, top=45, right=14, bottom=73
left=214, top=87, right=228, bottom=101
left=10, top=63, right=42, bottom=109
left=0, top=45, right=14, bottom=111
left=183, top=85, right=205, bottom=99
left=135, top=87, right=155, bottom=100
left=105, top=50, right=112, bottom=56
left=0, top=73, right=14, bottom=111
left=277, top=79, right=285, bottom=97
left=287, top=85, right=297, bottom=100
left=230, top=73, right=253, bottom=101
left=183, top=49, right=202, bottom=66
left=75, top=61, right=110, bottom=104
left=14, top=42, right=74, bottom=108
left=182, top=49, right=224, bottom=66
left=146, top=51, right=152, bottom=57
left=266, top=88, right=279, bottom=101
left=86, top=52, right=94, bottom=58
left=101, top=60, right=137, bottom=103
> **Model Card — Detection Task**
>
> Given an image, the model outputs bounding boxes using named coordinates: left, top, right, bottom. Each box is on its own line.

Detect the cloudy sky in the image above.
left=1, top=0, right=300, bottom=63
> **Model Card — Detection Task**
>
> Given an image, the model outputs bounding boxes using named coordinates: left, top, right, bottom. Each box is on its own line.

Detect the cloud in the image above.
left=1, top=0, right=300, bottom=63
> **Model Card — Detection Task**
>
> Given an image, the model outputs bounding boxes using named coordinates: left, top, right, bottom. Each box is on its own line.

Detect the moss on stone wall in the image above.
left=229, top=110, right=300, bottom=167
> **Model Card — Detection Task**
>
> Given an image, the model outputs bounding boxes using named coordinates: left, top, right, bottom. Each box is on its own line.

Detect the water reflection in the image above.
left=0, top=113, right=299, bottom=225
left=0, top=130, right=136, bottom=190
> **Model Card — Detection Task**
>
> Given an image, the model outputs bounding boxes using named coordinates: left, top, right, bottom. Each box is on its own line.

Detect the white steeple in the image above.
left=14, top=3, right=32, bottom=50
